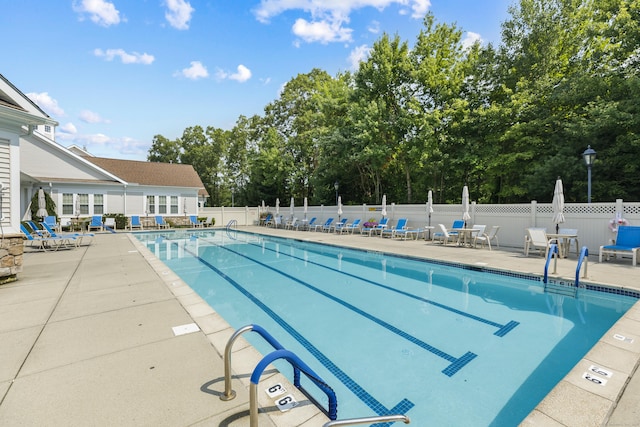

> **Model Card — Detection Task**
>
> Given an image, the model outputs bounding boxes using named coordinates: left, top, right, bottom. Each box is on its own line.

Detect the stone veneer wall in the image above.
left=0, top=234, right=23, bottom=284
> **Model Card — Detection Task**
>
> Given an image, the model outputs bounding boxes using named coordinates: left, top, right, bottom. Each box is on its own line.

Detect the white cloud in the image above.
left=164, top=0, right=195, bottom=30
left=26, top=92, right=65, bottom=116
left=93, top=48, right=155, bottom=64
left=176, top=61, right=209, bottom=80
left=72, top=0, right=121, bottom=27
left=57, top=132, right=149, bottom=157
left=292, top=18, right=352, bottom=44
left=254, top=1, right=431, bottom=44
left=410, top=0, right=430, bottom=19
left=59, top=123, right=78, bottom=134
left=216, top=65, right=253, bottom=83
left=462, top=31, right=482, bottom=50
left=367, top=20, right=380, bottom=34
left=79, top=110, right=110, bottom=124
left=348, top=44, right=370, bottom=70
left=229, top=65, right=252, bottom=82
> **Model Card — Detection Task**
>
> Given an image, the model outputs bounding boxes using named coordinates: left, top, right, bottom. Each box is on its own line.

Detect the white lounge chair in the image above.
left=524, top=228, right=557, bottom=257
left=434, top=224, right=457, bottom=245
left=474, top=225, right=500, bottom=250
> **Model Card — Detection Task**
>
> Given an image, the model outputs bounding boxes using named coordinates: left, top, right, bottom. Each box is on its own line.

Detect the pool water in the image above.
left=136, top=230, right=636, bottom=426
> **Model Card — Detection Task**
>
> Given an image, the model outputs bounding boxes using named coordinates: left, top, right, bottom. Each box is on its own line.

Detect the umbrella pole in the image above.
left=428, top=213, right=431, bottom=240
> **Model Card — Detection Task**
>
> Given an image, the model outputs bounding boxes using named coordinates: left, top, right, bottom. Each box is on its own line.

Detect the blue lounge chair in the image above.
left=40, top=222, right=93, bottom=246
left=313, top=218, right=333, bottom=232
left=44, top=216, right=59, bottom=232
left=340, top=219, right=361, bottom=234
left=599, top=225, right=640, bottom=266
left=88, top=215, right=103, bottom=232
left=21, top=224, right=73, bottom=251
left=295, top=217, right=316, bottom=231
left=155, top=215, right=169, bottom=229
left=381, top=218, right=408, bottom=238
left=361, top=217, right=388, bottom=236
left=189, top=215, right=203, bottom=227
left=331, top=218, right=348, bottom=233
left=261, top=213, right=272, bottom=226
left=433, top=219, right=464, bottom=240
left=130, top=215, right=143, bottom=230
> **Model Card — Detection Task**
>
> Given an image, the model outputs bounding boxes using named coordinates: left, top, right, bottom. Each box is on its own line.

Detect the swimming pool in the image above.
left=136, top=230, right=636, bottom=426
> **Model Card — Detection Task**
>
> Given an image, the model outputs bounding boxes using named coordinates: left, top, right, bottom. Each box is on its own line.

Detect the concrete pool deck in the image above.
left=0, top=227, right=638, bottom=426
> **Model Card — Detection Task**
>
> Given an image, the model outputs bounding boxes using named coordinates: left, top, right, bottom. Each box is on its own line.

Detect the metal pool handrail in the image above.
left=220, top=324, right=285, bottom=401
left=576, top=246, right=589, bottom=287
left=220, top=324, right=338, bottom=425
left=323, top=414, right=411, bottom=426
left=249, top=348, right=337, bottom=426
left=543, top=243, right=559, bottom=284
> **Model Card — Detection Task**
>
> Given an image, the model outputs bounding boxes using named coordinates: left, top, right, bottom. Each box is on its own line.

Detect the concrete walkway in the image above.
left=0, top=228, right=638, bottom=426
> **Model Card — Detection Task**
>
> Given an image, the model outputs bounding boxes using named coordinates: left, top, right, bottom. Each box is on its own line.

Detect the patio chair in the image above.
left=285, top=218, right=298, bottom=230
left=434, top=224, right=457, bottom=245
left=261, top=213, right=272, bottom=226
left=361, top=217, right=389, bottom=236
left=103, top=217, right=117, bottom=232
left=295, top=217, right=316, bottom=231
left=599, top=225, right=640, bottom=266
left=433, top=219, right=465, bottom=241
left=381, top=218, right=408, bottom=238
left=44, top=216, right=60, bottom=233
left=88, top=215, right=103, bottom=232
left=340, top=219, right=361, bottom=234
left=130, top=215, right=143, bottom=230
left=310, top=217, right=331, bottom=232
left=331, top=218, right=348, bottom=233
left=474, top=225, right=500, bottom=250
left=155, top=215, right=170, bottom=229
left=524, top=228, right=558, bottom=257
left=558, top=228, right=579, bottom=256
left=189, top=215, right=203, bottom=228
left=40, top=222, right=93, bottom=246
left=21, top=224, right=74, bottom=251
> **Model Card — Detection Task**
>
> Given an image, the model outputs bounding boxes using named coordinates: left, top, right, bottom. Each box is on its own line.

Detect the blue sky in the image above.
left=2, top=0, right=513, bottom=160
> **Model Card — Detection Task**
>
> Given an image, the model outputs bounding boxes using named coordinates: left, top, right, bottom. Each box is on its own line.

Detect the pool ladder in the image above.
left=220, top=324, right=410, bottom=426
left=543, top=245, right=589, bottom=296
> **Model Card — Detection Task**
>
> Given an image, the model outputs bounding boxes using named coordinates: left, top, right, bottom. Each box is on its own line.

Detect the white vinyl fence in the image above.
left=200, top=199, right=640, bottom=254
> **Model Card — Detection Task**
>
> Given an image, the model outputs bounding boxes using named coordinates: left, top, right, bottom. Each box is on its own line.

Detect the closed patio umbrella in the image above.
left=381, top=194, right=387, bottom=218
left=75, top=197, right=80, bottom=217
left=427, top=190, right=434, bottom=239
left=552, top=177, right=565, bottom=234
left=36, top=187, right=48, bottom=219
left=303, top=197, right=308, bottom=220
left=337, top=196, right=342, bottom=221
left=290, top=197, right=295, bottom=219
left=462, top=186, right=471, bottom=227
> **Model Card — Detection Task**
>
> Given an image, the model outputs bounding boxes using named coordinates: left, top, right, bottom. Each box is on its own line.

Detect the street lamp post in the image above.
left=334, top=181, right=339, bottom=205
left=582, top=145, right=597, bottom=204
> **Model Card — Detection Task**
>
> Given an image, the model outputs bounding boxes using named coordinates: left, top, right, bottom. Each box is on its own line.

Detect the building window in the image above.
left=44, top=125, right=51, bottom=133
left=158, top=196, right=167, bottom=214
left=94, top=194, right=104, bottom=214
left=171, top=196, right=178, bottom=214
left=146, top=195, right=155, bottom=214
left=63, top=193, right=73, bottom=215
left=78, top=194, right=89, bottom=215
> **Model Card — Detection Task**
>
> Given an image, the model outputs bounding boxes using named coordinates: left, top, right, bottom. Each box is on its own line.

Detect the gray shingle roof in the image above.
left=83, top=157, right=208, bottom=195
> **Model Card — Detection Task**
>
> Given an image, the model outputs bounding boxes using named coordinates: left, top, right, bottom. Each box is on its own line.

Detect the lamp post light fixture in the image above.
left=334, top=181, right=339, bottom=205
left=582, top=145, right=597, bottom=204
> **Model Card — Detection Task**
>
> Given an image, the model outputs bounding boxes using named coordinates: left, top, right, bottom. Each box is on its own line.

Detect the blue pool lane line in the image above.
left=208, top=241, right=476, bottom=377
left=177, top=243, right=415, bottom=419
left=246, top=240, right=519, bottom=338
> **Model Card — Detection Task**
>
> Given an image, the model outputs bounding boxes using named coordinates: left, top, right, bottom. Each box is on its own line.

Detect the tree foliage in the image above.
left=148, top=0, right=640, bottom=206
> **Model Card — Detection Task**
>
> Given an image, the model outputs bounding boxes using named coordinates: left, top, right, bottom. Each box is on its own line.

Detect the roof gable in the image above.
left=0, top=74, right=56, bottom=123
